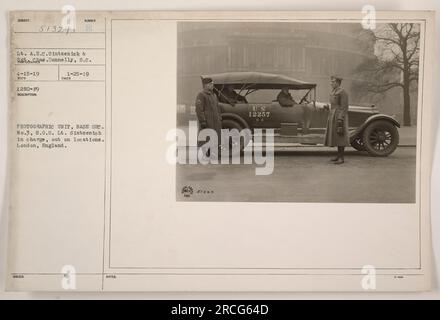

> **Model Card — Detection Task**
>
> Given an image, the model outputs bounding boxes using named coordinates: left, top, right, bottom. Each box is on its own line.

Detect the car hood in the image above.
left=315, top=101, right=379, bottom=114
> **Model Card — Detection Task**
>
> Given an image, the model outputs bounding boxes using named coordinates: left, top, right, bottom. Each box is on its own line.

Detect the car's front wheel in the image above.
left=362, top=120, right=399, bottom=156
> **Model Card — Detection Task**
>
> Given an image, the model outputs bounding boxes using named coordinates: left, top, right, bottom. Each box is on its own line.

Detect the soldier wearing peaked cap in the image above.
left=195, top=77, right=223, bottom=157
left=324, top=75, right=350, bottom=164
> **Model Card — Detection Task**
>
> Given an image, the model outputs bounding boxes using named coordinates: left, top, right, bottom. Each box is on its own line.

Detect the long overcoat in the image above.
left=324, top=87, right=350, bottom=147
left=195, top=89, right=222, bottom=137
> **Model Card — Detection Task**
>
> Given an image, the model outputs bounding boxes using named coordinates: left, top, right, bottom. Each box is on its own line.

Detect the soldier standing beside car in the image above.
left=324, top=75, right=350, bottom=164
left=195, top=77, right=223, bottom=158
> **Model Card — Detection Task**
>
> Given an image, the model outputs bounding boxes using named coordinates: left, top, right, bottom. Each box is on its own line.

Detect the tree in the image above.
left=356, top=23, right=420, bottom=126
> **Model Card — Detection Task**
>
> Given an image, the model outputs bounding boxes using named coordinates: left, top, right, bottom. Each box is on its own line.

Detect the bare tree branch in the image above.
left=355, top=23, right=420, bottom=125
left=405, top=23, right=414, bottom=39
left=409, top=58, right=419, bottom=67
left=407, top=36, right=420, bottom=61
left=374, top=36, right=400, bottom=46
left=366, top=81, right=404, bottom=93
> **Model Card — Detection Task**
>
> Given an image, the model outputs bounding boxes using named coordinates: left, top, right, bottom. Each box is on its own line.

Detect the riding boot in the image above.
left=334, top=146, right=345, bottom=164
left=330, top=148, right=339, bottom=161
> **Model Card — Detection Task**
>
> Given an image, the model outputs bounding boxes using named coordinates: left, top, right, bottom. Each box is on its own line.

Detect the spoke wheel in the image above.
left=362, top=120, right=399, bottom=156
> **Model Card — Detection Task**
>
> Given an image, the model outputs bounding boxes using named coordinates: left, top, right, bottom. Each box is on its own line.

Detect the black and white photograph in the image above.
left=2, top=8, right=436, bottom=295
left=176, top=21, right=421, bottom=203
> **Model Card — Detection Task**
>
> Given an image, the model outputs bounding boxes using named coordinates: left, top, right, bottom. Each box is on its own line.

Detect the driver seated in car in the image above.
left=218, top=85, right=247, bottom=105
left=277, top=87, right=297, bottom=107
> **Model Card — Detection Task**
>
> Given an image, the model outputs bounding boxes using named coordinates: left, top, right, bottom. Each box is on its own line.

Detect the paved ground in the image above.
left=176, top=146, right=416, bottom=203
left=397, top=125, right=417, bottom=146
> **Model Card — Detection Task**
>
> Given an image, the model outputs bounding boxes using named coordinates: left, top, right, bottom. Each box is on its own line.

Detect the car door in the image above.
left=247, top=103, right=278, bottom=128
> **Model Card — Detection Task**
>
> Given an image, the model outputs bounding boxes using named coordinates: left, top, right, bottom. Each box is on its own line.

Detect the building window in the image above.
left=291, top=47, right=305, bottom=71
left=276, top=46, right=291, bottom=69
left=247, top=43, right=257, bottom=69
left=261, top=45, right=275, bottom=68
left=231, top=44, right=244, bottom=69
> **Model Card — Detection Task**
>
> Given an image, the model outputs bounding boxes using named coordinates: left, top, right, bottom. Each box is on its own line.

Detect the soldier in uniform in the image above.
left=323, top=75, right=349, bottom=164
left=276, top=87, right=296, bottom=107
left=195, top=77, right=223, bottom=157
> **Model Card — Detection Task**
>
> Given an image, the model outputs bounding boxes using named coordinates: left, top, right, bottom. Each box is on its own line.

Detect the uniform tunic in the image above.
left=324, top=87, right=350, bottom=147
left=195, top=88, right=222, bottom=137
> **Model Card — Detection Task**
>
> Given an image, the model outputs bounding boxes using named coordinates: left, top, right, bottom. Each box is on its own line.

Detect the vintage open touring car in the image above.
left=201, top=72, right=400, bottom=156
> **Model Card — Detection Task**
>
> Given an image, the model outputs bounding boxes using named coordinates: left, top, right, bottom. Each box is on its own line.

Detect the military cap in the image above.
left=202, top=77, right=213, bottom=85
left=330, top=75, right=343, bottom=82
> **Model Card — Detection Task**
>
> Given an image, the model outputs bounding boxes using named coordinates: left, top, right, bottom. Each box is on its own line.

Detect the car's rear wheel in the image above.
left=350, top=136, right=366, bottom=151
left=221, top=119, right=251, bottom=155
left=362, top=120, right=399, bottom=156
